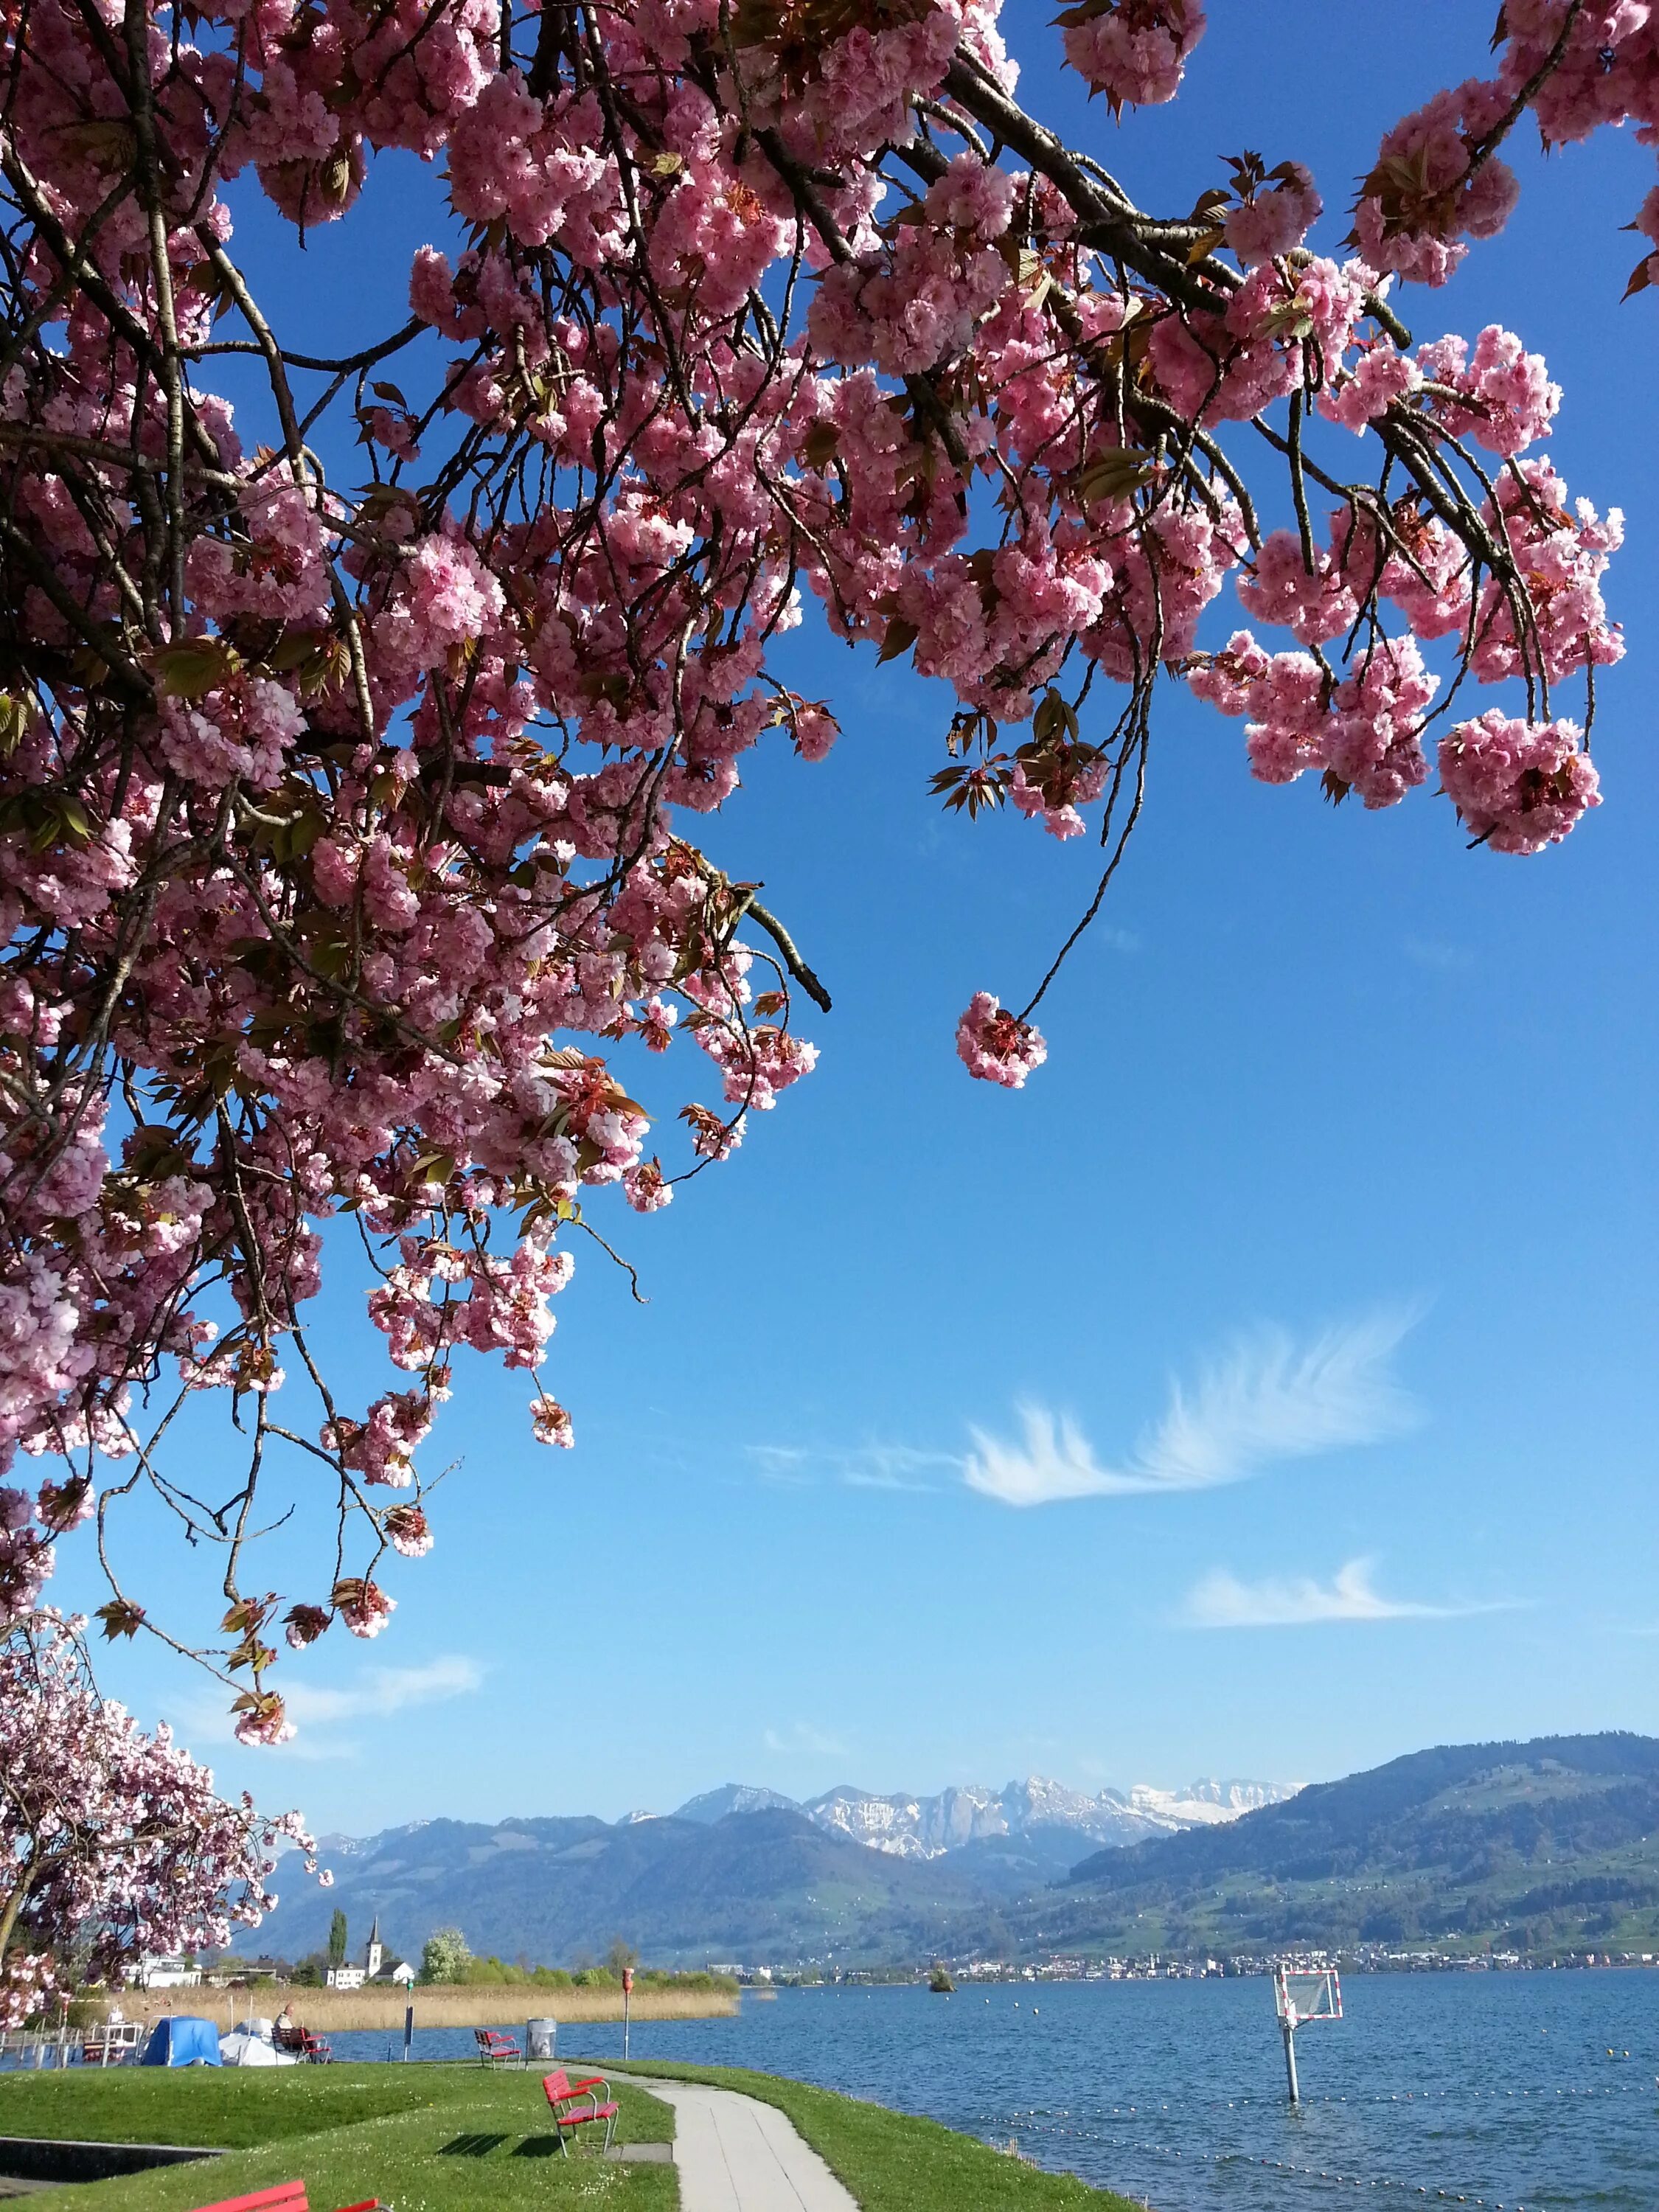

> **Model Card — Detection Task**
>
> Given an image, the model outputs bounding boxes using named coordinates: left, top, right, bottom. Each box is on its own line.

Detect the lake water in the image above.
left=327, top=1972, right=1658, bottom=2212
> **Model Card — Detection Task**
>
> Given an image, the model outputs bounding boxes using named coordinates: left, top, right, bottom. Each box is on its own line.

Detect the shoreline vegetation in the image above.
left=117, top=1981, right=739, bottom=2031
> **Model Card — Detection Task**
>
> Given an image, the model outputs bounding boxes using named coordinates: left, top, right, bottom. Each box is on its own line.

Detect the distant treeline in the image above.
left=429, top=1959, right=734, bottom=1992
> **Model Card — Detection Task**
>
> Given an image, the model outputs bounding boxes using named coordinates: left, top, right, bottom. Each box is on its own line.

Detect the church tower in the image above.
left=364, top=1915, right=383, bottom=1980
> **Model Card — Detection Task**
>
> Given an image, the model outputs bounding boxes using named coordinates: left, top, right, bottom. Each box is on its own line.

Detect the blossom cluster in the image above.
left=1352, top=4, right=1659, bottom=296
left=0, top=1613, right=322, bottom=2027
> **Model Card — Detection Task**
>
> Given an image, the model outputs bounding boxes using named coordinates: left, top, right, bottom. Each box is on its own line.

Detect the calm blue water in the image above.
left=307, top=1975, right=1659, bottom=2211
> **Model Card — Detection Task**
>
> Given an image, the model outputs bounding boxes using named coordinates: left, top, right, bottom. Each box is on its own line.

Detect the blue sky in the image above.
left=63, top=2, right=1658, bottom=1834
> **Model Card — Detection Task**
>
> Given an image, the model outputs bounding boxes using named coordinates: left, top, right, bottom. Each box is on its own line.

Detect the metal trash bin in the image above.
left=525, top=2017, right=557, bottom=2062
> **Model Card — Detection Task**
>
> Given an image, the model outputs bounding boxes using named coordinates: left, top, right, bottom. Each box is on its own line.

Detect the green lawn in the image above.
left=0, top=2053, right=1147, bottom=2212
left=0, top=2062, right=674, bottom=2211
left=584, top=2058, right=1144, bottom=2212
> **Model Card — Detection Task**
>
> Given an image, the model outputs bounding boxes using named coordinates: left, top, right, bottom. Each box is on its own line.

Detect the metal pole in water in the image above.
left=1273, top=1963, right=1301, bottom=2106
left=403, top=2005, right=414, bottom=2062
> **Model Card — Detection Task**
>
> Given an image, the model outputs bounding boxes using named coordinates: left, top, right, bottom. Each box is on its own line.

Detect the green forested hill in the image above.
left=992, top=1732, right=1659, bottom=1959
left=259, top=1807, right=1001, bottom=1967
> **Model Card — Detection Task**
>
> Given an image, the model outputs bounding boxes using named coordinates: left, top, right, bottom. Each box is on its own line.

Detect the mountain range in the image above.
left=672, top=1774, right=1297, bottom=1858
left=251, top=1736, right=1659, bottom=1969
left=253, top=1770, right=1292, bottom=1969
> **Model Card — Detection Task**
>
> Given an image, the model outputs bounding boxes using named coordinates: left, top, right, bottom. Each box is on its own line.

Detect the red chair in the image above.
left=188, top=2186, right=381, bottom=2212
left=473, top=2027, right=521, bottom=2067
left=271, top=2023, right=331, bottom=2064
left=542, top=2068, right=619, bottom=2154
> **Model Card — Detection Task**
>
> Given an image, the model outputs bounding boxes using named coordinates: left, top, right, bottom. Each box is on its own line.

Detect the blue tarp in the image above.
left=141, top=2015, right=221, bottom=2067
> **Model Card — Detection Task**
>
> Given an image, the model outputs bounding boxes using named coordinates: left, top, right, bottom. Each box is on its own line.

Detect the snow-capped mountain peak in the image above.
left=672, top=1783, right=801, bottom=1824
left=1127, top=1778, right=1295, bottom=1828
left=785, top=1773, right=1300, bottom=1859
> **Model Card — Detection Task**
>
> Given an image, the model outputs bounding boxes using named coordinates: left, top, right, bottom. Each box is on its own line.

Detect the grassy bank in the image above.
left=0, top=2063, right=675, bottom=2211
left=0, top=2052, right=1148, bottom=2211
left=593, top=2058, right=1144, bottom=2212
left=117, top=1983, right=738, bottom=2031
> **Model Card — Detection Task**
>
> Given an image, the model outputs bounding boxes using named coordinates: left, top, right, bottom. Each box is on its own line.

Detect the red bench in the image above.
left=474, top=2027, right=522, bottom=2067
left=542, top=2068, right=619, bottom=2154
left=188, top=2187, right=382, bottom=2212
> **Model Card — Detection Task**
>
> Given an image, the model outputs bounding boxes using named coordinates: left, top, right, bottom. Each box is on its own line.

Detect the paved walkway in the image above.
left=608, top=2072, right=858, bottom=2212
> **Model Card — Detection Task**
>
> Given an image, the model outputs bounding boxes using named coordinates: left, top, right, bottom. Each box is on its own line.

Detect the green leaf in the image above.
left=0, top=694, right=31, bottom=754
left=153, top=637, right=240, bottom=701
left=1078, top=450, right=1155, bottom=507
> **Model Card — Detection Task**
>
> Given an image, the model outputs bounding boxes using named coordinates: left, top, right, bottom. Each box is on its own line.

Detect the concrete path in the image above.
left=608, top=2072, right=858, bottom=2212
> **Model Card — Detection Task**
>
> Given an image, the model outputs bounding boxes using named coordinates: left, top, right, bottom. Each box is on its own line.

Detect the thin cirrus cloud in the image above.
left=1179, top=1558, right=1513, bottom=1630
left=747, top=1441, right=957, bottom=1493
left=179, top=1655, right=485, bottom=1760
left=279, top=1655, right=486, bottom=1725
left=962, top=1307, right=1421, bottom=1509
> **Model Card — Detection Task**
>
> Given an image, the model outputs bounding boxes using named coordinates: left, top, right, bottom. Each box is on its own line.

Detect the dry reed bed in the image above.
left=121, top=1984, right=738, bottom=2030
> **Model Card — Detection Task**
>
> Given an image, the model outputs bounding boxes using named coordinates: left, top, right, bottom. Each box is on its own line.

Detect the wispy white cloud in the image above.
left=964, top=1309, right=1420, bottom=1508
left=764, top=1721, right=848, bottom=1758
left=177, top=1655, right=485, bottom=1759
left=748, top=1444, right=815, bottom=1487
left=961, top=1406, right=1127, bottom=1506
left=282, top=1655, right=485, bottom=1725
left=747, top=1441, right=955, bottom=1493
left=1178, top=1557, right=1512, bottom=1630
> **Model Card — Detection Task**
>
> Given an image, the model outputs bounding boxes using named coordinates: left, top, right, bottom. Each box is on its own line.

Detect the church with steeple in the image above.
left=324, top=1912, right=414, bottom=1991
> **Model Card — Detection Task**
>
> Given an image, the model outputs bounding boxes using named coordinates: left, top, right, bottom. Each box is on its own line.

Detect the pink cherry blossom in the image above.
left=1438, top=712, right=1601, bottom=853
left=1353, top=80, right=1521, bottom=285
left=333, top=1577, right=396, bottom=1639
left=1224, top=163, right=1323, bottom=268
left=956, top=992, right=1047, bottom=1088
left=0, top=1610, right=319, bottom=2028
left=1320, top=341, right=1422, bottom=431
left=1063, top=1, right=1207, bottom=111
left=1417, top=326, right=1560, bottom=456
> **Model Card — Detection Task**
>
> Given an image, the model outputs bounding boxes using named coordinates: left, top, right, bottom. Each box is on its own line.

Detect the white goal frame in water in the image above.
left=1273, top=1966, right=1342, bottom=2025
left=1272, top=1965, right=1342, bottom=2101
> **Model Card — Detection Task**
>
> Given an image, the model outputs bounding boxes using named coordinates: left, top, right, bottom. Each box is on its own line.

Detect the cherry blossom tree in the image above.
left=0, top=1611, right=320, bottom=2027
left=0, top=0, right=1634, bottom=1737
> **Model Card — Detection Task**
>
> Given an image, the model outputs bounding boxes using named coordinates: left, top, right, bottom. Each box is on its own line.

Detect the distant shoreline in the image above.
left=116, top=1985, right=740, bottom=2031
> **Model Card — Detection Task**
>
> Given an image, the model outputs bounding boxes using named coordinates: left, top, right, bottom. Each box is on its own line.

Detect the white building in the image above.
left=324, top=1915, right=392, bottom=1991
left=136, top=1955, right=202, bottom=1989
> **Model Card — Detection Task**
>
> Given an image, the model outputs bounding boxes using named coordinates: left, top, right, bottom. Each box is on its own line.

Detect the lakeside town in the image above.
left=768, top=1946, right=1659, bottom=1988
